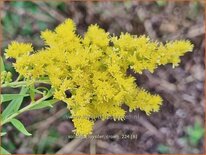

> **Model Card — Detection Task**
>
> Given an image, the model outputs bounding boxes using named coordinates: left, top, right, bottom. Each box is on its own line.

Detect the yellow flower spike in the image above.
left=40, top=29, right=57, bottom=47
left=5, top=18, right=194, bottom=136
left=55, top=18, right=76, bottom=34
left=5, top=41, right=33, bottom=59
left=73, top=118, right=94, bottom=137
left=134, top=89, right=163, bottom=115
left=83, top=24, right=109, bottom=48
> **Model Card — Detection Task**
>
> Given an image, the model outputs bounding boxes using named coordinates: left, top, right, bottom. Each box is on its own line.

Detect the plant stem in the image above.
left=1, top=93, right=53, bottom=125
left=14, top=75, right=23, bottom=82
left=1, top=80, right=51, bottom=88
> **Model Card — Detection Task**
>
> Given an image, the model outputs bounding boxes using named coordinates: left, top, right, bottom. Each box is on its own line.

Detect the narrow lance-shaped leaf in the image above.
left=0, top=56, right=5, bottom=72
left=30, top=99, right=58, bottom=110
left=0, top=146, right=11, bottom=155
left=1, top=94, right=29, bottom=103
left=2, top=87, right=28, bottom=121
left=0, top=132, right=7, bottom=136
left=10, top=118, right=32, bottom=136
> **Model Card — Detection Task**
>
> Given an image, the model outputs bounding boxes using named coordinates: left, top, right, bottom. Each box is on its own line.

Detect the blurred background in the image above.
left=1, top=0, right=205, bottom=154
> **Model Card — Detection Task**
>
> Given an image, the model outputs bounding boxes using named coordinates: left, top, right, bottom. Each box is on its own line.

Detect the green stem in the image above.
left=14, top=75, right=23, bottom=82
left=1, top=80, right=51, bottom=88
left=1, top=93, right=53, bottom=125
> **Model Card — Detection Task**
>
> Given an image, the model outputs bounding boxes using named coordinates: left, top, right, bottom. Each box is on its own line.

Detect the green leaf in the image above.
left=11, top=14, right=20, bottom=28
left=10, top=119, right=31, bottom=136
left=1, top=94, right=29, bottom=103
left=1, top=132, right=7, bottom=136
left=37, top=21, right=47, bottom=30
left=22, top=22, right=32, bottom=35
left=1, top=56, right=5, bottom=72
left=157, top=144, right=170, bottom=153
left=3, top=13, right=14, bottom=35
left=156, top=0, right=167, bottom=7
left=0, top=146, right=10, bottom=154
left=186, top=121, right=204, bottom=145
left=11, top=1, right=24, bottom=8
left=29, top=84, right=35, bottom=102
left=31, top=99, right=58, bottom=110
left=2, top=87, right=28, bottom=121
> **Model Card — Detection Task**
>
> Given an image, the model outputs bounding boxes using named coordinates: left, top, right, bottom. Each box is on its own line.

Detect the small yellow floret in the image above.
left=5, top=41, right=33, bottom=59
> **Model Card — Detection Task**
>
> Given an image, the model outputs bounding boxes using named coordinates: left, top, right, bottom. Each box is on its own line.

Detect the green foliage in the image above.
left=10, top=119, right=32, bottom=136
left=48, top=2, right=66, bottom=12
left=0, top=146, right=11, bottom=155
left=186, top=121, right=204, bottom=146
left=2, top=87, right=28, bottom=122
left=2, top=1, right=49, bottom=39
left=37, top=21, right=48, bottom=30
left=2, top=12, right=19, bottom=36
left=1, top=94, right=29, bottom=103
left=1, top=132, right=7, bottom=137
left=1, top=57, right=5, bottom=72
left=156, top=0, right=167, bottom=7
left=157, top=144, right=170, bottom=153
left=30, top=99, right=58, bottom=110
left=1, top=132, right=16, bottom=153
left=35, top=128, right=60, bottom=154
left=11, top=1, right=38, bottom=13
left=21, top=22, right=33, bottom=35
left=1, top=71, right=12, bottom=84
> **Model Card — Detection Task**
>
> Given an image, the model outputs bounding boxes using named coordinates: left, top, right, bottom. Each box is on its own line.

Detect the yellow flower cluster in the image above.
left=5, top=19, right=193, bottom=136
left=5, top=41, right=33, bottom=59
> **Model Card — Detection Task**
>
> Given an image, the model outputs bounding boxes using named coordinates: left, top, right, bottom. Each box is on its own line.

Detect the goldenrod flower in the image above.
left=5, top=41, right=33, bottom=59
left=5, top=19, right=194, bottom=136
